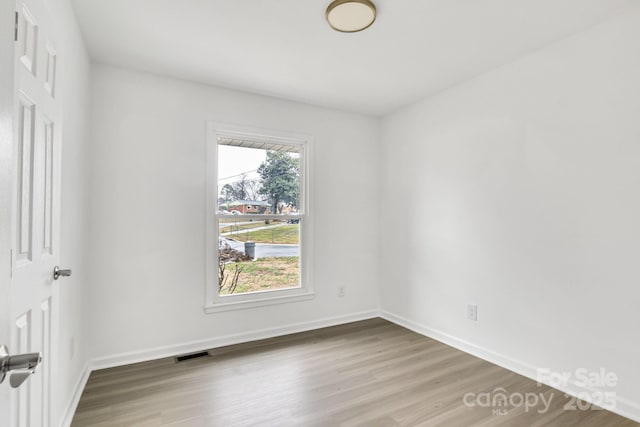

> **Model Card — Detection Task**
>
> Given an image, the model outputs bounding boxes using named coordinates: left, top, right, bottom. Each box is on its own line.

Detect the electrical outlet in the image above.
left=467, top=304, right=478, bottom=321
left=338, top=285, right=346, bottom=298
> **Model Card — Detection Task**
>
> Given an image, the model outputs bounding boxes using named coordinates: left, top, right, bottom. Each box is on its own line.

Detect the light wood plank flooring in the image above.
left=72, top=319, right=638, bottom=426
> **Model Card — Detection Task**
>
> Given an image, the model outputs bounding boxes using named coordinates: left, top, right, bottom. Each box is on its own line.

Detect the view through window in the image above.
left=216, top=137, right=304, bottom=296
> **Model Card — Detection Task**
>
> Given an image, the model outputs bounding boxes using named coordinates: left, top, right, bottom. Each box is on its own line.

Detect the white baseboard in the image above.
left=380, top=310, right=640, bottom=424
left=91, top=309, right=380, bottom=371
left=59, top=361, right=91, bottom=427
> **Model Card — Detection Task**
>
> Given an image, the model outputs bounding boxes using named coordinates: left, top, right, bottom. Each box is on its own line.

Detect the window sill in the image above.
left=204, top=292, right=315, bottom=314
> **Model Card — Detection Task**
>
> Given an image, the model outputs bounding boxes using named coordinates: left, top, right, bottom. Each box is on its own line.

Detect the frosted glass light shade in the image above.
left=326, top=0, right=376, bottom=33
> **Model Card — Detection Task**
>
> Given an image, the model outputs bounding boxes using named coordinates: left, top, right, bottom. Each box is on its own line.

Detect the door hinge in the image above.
left=14, top=11, right=18, bottom=42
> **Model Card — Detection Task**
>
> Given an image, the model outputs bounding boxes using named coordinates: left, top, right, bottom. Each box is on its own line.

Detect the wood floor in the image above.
left=72, top=319, right=637, bottom=426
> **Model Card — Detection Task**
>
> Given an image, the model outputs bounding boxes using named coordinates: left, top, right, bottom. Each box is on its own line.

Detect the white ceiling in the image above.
left=71, top=0, right=634, bottom=116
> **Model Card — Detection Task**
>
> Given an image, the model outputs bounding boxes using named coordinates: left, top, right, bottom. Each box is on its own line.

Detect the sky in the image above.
left=218, top=145, right=266, bottom=188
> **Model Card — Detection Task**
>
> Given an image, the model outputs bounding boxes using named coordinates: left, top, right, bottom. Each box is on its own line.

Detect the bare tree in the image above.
left=220, top=173, right=264, bottom=202
left=218, top=260, right=243, bottom=294
left=243, top=175, right=262, bottom=201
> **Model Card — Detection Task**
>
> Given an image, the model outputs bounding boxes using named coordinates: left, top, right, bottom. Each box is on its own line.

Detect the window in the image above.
left=206, top=123, right=313, bottom=312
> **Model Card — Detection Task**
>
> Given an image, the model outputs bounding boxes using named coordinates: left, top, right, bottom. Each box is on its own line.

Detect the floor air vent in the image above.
left=175, top=351, right=210, bottom=362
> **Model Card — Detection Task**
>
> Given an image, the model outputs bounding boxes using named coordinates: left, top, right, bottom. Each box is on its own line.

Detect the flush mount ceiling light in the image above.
left=326, top=0, right=376, bottom=33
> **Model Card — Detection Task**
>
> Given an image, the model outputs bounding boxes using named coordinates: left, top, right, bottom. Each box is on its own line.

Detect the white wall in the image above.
left=47, top=0, right=92, bottom=424
left=381, top=5, right=640, bottom=417
left=87, top=64, right=381, bottom=360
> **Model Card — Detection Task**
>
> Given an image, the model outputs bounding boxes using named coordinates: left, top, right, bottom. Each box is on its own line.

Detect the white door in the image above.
left=1, top=1, right=18, bottom=424
left=9, top=0, right=63, bottom=425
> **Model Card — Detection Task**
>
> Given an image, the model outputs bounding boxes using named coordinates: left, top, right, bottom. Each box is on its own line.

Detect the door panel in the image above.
left=14, top=312, right=31, bottom=427
left=16, top=5, right=38, bottom=76
left=15, top=94, right=35, bottom=266
left=42, top=119, right=53, bottom=255
left=39, top=298, right=51, bottom=427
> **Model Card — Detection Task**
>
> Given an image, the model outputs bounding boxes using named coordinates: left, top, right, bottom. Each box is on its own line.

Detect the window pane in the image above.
left=217, top=141, right=301, bottom=215
left=218, top=218, right=301, bottom=295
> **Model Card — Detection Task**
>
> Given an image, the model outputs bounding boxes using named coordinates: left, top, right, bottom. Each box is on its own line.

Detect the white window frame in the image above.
left=205, top=122, right=314, bottom=313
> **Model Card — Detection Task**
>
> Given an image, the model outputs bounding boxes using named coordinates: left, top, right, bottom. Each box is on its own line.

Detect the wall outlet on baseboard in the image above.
left=338, top=285, right=346, bottom=298
left=467, top=304, right=478, bottom=321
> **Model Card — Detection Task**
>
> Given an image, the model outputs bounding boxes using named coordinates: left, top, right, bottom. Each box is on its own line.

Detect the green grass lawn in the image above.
left=219, top=220, right=280, bottom=233
left=219, top=257, right=299, bottom=295
left=226, top=224, right=299, bottom=244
